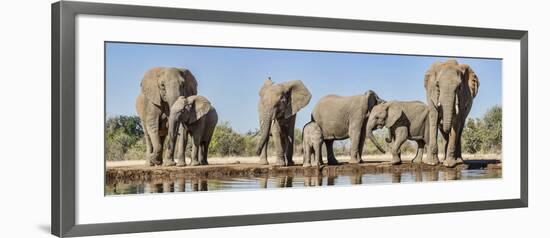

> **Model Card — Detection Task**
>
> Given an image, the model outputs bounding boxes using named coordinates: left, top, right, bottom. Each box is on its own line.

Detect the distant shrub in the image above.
left=462, top=105, right=502, bottom=154
left=209, top=122, right=246, bottom=157
left=105, top=115, right=144, bottom=161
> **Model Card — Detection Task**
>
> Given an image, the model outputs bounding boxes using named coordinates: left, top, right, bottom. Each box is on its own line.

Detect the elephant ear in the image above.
left=179, top=68, right=198, bottom=96
left=459, top=64, right=480, bottom=98
left=259, top=77, right=274, bottom=97
left=365, top=90, right=384, bottom=115
left=189, top=95, right=212, bottom=122
left=386, top=102, right=403, bottom=128
left=140, top=67, right=163, bottom=106
left=282, top=80, right=312, bottom=117
left=424, top=63, right=440, bottom=106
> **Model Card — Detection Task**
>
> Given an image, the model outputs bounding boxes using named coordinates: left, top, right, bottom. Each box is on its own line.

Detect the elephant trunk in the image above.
left=366, top=121, right=386, bottom=154
left=440, top=94, right=456, bottom=133
left=256, top=110, right=274, bottom=155
left=167, top=112, right=180, bottom=153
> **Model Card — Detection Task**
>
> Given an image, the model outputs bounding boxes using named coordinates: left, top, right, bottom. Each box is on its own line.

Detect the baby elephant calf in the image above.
left=302, top=121, right=324, bottom=167
left=366, top=101, right=430, bottom=165
left=165, top=95, right=218, bottom=166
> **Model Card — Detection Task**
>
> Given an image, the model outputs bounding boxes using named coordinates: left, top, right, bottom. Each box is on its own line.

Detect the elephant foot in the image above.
left=176, top=159, right=186, bottom=167
left=327, top=156, right=339, bottom=165
left=303, top=162, right=311, bottom=168
left=422, top=154, right=439, bottom=166
left=200, top=161, right=209, bottom=166
left=443, top=158, right=457, bottom=168
left=456, top=157, right=465, bottom=164
left=148, top=158, right=162, bottom=166
left=287, top=160, right=295, bottom=166
left=391, top=158, right=402, bottom=165
left=190, top=160, right=201, bottom=166
left=162, top=160, right=176, bottom=167
left=348, top=159, right=362, bottom=164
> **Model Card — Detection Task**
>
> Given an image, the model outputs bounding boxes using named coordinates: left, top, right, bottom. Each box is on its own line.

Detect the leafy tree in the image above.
left=209, top=122, right=246, bottom=156
left=462, top=118, right=483, bottom=153
left=462, top=105, right=502, bottom=154
left=105, top=115, right=144, bottom=160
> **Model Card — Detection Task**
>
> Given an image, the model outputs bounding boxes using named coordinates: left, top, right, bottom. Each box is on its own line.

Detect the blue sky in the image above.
left=106, top=42, right=502, bottom=133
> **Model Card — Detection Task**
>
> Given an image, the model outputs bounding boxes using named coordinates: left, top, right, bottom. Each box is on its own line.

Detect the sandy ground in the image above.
left=106, top=153, right=501, bottom=168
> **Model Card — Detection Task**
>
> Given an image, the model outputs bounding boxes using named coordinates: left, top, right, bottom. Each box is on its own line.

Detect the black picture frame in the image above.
left=51, top=1, right=528, bottom=237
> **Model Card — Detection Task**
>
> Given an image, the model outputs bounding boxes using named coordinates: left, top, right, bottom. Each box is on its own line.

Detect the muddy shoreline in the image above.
left=106, top=160, right=501, bottom=184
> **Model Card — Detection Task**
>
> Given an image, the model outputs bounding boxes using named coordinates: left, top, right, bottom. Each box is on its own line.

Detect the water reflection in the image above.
left=106, top=168, right=502, bottom=195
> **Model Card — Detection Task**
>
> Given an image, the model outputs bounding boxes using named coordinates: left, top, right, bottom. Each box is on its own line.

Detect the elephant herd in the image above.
left=135, top=59, right=479, bottom=168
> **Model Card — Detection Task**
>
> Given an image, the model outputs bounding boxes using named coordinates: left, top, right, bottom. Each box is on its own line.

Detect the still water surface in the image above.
left=106, top=169, right=501, bottom=195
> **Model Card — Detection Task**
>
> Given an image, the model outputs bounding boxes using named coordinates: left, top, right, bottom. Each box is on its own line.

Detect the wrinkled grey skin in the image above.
left=135, top=67, right=198, bottom=166
left=302, top=121, right=324, bottom=167
left=165, top=96, right=218, bottom=166
left=366, top=101, right=430, bottom=165
left=424, top=60, right=480, bottom=167
left=311, top=90, right=385, bottom=165
left=256, top=78, right=312, bottom=166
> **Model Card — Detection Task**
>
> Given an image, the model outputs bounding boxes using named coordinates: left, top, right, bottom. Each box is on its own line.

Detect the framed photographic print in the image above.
left=52, top=1, right=528, bottom=237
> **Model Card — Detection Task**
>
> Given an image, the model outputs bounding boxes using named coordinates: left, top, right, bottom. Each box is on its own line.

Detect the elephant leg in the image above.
left=348, top=124, right=363, bottom=164
left=284, top=117, right=296, bottom=166
left=200, top=141, right=209, bottom=165
left=325, top=140, right=338, bottom=165
left=160, top=133, right=176, bottom=166
left=197, top=143, right=204, bottom=165
left=303, top=145, right=311, bottom=167
left=358, top=128, right=367, bottom=162
left=190, top=136, right=201, bottom=166
left=391, top=127, right=407, bottom=165
left=259, top=135, right=269, bottom=165
left=145, top=122, right=163, bottom=166
left=142, top=120, right=153, bottom=159
left=443, top=124, right=459, bottom=167
left=176, top=126, right=187, bottom=166
left=271, top=120, right=286, bottom=166
left=425, top=108, right=439, bottom=165
left=439, top=128, right=449, bottom=162
left=314, top=143, right=323, bottom=166
left=412, top=140, right=425, bottom=164
left=455, top=118, right=466, bottom=164
left=285, top=133, right=295, bottom=166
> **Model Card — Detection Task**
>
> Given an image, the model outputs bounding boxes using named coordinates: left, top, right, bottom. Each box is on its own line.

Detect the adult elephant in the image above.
left=424, top=59, right=480, bottom=167
left=256, top=78, right=312, bottom=166
left=135, top=67, right=198, bottom=166
left=311, top=90, right=385, bottom=165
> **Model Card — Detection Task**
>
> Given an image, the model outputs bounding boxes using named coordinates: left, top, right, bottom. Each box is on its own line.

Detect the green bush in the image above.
left=462, top=105, right=502, bottom=154
left=209, top=122, right=246, bottom=157
left=105, top=115, right=144, bottom=160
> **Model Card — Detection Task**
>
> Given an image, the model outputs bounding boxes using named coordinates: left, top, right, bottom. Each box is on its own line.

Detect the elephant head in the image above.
left=365, top=102, right=403, bottom=154
left=424, top=60, right=479, bottom=133
left=140, top=67, right=198, bottom=109
left=169, top=95, right=212, bottom=125
left=255, top=78, right=312, bottom=155
left=167, top=96, right=212, bottom=148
